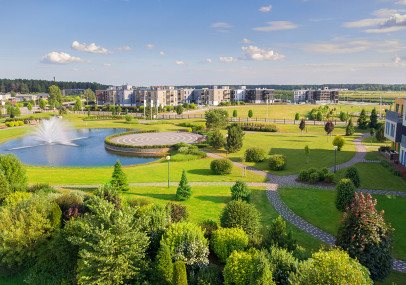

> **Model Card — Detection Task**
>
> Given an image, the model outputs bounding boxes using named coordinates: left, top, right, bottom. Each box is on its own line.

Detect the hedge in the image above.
left=211, top=227, right=249, bottom=263
left=238, top=122, right=278, bottom=132
left=83, top=115, right=125, bottom=121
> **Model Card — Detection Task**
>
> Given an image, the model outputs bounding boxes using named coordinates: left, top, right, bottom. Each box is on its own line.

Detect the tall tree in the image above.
left=205, top=109, right=229, bottom=129
left=226, top=123, right=244, bottom=153
left=369, top=107, right=378, bottom=129
left=84, top=88, right=95, bottom=104
left=39, top=99, right=46, bottom=111
left=324, top=120, right=334, bottom=141
left=110, top=160, right=129, bottom=191
left=48, top=85, right=62, bottom=107
left=73, top=97, right=82, bottom=111
left=299, top=119, right=305, bottom=136
left=346, top=118, right=355, bottom=136
left=357, top=109, right=368, bottom=129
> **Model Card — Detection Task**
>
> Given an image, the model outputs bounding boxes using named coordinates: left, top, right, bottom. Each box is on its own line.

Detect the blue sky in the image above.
left=0, top=0, right=406, bottom=85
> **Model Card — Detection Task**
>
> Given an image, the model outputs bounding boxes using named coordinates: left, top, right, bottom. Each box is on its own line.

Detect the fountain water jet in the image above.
left=34, top=117, right=77, bottom=146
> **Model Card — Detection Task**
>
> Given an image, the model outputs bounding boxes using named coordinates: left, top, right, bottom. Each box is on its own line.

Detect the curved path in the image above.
left=56, top=133, right=406, bottom=272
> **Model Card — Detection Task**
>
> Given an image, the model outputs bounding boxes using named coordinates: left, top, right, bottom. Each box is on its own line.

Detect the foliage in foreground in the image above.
left=220, top=200, right=261, bottom=237
left=211, top=227, right=249, bottom=263
left=335, top=178, right=356, bottom=212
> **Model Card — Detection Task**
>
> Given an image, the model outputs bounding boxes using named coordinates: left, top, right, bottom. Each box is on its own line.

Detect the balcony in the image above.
left=386, top=110, right=403, bottom=123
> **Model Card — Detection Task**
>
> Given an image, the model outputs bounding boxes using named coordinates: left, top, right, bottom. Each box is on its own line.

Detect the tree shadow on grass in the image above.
left=125, top=192, right=176, bottom=201
left=195, top=195, right=230, bottom=204
left=188, top=169, right=215, bottom=176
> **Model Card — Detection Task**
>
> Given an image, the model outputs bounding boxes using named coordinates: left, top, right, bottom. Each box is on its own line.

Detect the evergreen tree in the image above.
left=294, top=113, right=300, bottom=121
left=335, top=179, right=356, bottom=212
left=336, top=193, right=394, bottom=281
left=357, top=109, right=368, bottom=129
left=155, top=244, right=173, bottom=284
left=250, top=250, right=275, bottom=285
left=172, top=261, right=187, bottom=285
left=176, top=170, right=192, bottom=201
left=209, top=129, right=226, bottom=149
left=27, top=103, right=33, bottom=111
left=316, top=111, right=323, bottom=121
left=299, top=119, right=305, bottom=136
left=110, top=160, right=129, bottom=191
left=226, top=123, right=244, bottom=153
left=0, top=170, right=10, bottom=202
left=376, top=124, right=385, bottom=142
left=369, top=108, right=378, bottom=129
left=346, top=118, right=355, bottom=136
left=233, top=109, right=238, bottom=118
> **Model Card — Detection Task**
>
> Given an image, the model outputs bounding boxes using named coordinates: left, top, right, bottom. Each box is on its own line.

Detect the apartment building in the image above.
left=293, top=89, right=308, bottom=104
left=195, top=86, right=231, bottom=105
left=245, top=88, right=275, bottom=104
left=231, top=86, right=246, bottom=102
left=293, top=87, right=339, bottom=104
left=385, top=98, right=406, bottom=166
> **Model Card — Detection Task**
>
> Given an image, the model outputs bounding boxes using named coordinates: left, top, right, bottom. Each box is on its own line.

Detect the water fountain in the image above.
left=34, top=117, right=77, bottom=146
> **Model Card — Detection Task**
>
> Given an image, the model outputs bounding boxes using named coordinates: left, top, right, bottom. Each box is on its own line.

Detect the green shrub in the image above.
left=380, top=160, right=391, bottom=168
left=344, top=166, right=361, bottom=188
left=220, top=200, right=261, bottom=237
left=54, top=191, right=86, bottom=212
left=267, top=246, right=299, bottom=285
left=298, top=170, right=309, bottom=182
left=125, top=114, right=133, bottom=122
left=211, top=227, right=249, bottom=263
left=166, top=202, right=189, bottom=223
left=332, top=135, right=345, bottom=151
left=223, top=249, right=257, bottom=285
left=195, top=264, right=224, bottom=285
left=209, top=129, right=226, bottom=149
left=290, top=248, right=372, bottom=284
left=110, top=160, right=129, bottom=192
left=94, top=184, right=121, bottom=210
left=307, top=167, right=317, bottom=175
left=320, top=167, right=329, bottom=175
left=199, top=219, right=218, bottom=239
left=245, top=147, right=266, bottom=162
left=335, top=179, right=356, bottom=212
left=324, top=172, right=335, bottom=183
left=230, top=180, right=251, bottom=202
left=268, top=154, right=286, bottom=171
left=155, top=244, right=173, bottom=284
left=161, top=222, right=209, bottom=267
left=210, top=159, right=233, bottom=175
left=3, top=191, right=31, bottom=206
left=0, top=170, right=10, bottom=202
left=0, top=153, right=28, bottom=192
left=250, top=250, right=276, bottom=285
left=317, top=170, right=325, bottom=181
left=309, top=172, right=319, bottom=184
left=176, top=170, right=192, bottom=201
left=172, top=261, right=187, bottom=285
left=28, top=183, right=60, bottom=194
left=265, top=216, right=297, bottom=251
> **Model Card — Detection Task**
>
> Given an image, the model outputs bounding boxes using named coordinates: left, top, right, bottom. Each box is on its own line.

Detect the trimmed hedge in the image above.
left=238, top=122, right=278, bottom=132
left=5, top=121, right=24, bottom=127
left=268, top=154, right=286, bottom=171
left=210, top=159, right=233, bottom=175
left=211, top=227, right=249, bottom=263
left=83, top=115, right=125, bottom=121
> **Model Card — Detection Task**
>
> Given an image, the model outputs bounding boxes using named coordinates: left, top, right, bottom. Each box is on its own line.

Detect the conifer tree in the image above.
left=110, top=160, right=129, bottom=191
left=346, top=118, right=355, bottom=136
left=172, top=261, right=187, bottom=285
left=299, top=119, right=305, bottom=136
left=226, top=123, right=244, bottom=153
left=176, top=170, right=192, bottom=201
left=357, top=109, right=368, bottom=129
left=155, top=244, right=173, bottom=284
left=249, top=250, right=275, bottom=285
left=369, top=107, right=378, bottom=129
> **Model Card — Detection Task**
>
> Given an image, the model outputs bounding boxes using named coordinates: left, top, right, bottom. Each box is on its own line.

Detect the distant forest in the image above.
left=0, top=78, right=108, bottom=94
left=179, top=84, right=406, bottom=91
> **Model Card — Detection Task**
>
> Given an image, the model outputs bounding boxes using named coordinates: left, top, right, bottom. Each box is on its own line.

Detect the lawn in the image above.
left=279, top=187, right=406, bottom=261
left=0, top=126, right=32, bottom=143
left=340, top=90, right=406, bottom=104
left=365, top=147, right=386, bottom=161
left=335, top=163, right=406, bottom=191
left=26, top=157, right=267, bottom=185
left=207, top=132, right=357, bottom=176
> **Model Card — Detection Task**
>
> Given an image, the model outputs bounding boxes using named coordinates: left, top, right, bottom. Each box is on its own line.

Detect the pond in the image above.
left=0, top=128, right=158, bottom=167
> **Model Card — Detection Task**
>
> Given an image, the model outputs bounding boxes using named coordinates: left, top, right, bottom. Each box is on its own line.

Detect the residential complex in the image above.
left=95, top=85, right=275, bottom=107
left=384, top=97, right=406, bottom=166
left=293, top=87, right=339, bottom=104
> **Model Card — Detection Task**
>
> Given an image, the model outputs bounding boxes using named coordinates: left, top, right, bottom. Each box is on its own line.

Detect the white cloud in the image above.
left=159, top=51, right=165, bottom=56
left=71, top=41, right=112, bottom=54
left=253, top=21, right=298, bottom=31
left=41, top=52, right=84, bottom=64
left=103, top=63, right=112, bottom=67
left=259, top=5, right=272, bottom=12
left=344, top=13, right=406, bottom=33
left=343, top=18, right=385, bottom=28
left=206, top=58, right=212, bottom=63
left=243, top=38, right=251, bottom=44
left=396, top=0, right=406, bottom=5
left=210, top=22, right=232, bottom=29
left=372, top=8, right=406, bottom=17
left=219, top=57, right=238, bottom=63
left=145, top=44, right=155, bottom=49
left=116, top=45, right=132, bottom=51
left=175, top=61, right=185, bottom=65
left=242, top=45, right=285, bottom=61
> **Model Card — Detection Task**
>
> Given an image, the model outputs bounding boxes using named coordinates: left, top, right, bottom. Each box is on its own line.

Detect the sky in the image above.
left=0, top=0, right=406, bottom=86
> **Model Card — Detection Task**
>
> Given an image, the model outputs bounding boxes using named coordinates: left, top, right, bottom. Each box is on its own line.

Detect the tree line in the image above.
left=0, top=78, right=108, bottom=94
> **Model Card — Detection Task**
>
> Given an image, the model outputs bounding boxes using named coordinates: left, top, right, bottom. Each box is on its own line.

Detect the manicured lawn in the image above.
left=362, top=135, right=389, bottom=147
left=26, top=157, right=266, bottom=185
left=207, top=132, right=357, bottom=176
left=0, top=126, right=32, bottom=143
left=279, top=187, right=406, bottom=260
left=335, top=163, right=406, bottom=191
left=365, top=147, right=386, bottom=161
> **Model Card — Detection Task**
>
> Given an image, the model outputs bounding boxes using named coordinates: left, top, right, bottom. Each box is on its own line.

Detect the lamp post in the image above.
left=334, top=145, right=338, bottom=173
left=166, top=155, right=171, bottom=188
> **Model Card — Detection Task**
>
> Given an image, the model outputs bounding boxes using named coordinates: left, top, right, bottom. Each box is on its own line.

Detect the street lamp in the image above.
left=333, top=145, right=338, bottom=173
left=166, top=155, right=171, bottom=188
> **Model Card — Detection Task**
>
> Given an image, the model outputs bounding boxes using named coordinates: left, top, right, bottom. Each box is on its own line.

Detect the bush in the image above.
left=250, top=250, right=276, bottom=285
left=320, top=167, right=329, bottom=175
left=125, top=114, right=133, bottom=122
left=161, top=222, right=209, bottom=267
left=0, top=153, right=28, bottom=192
left=210, top=159, right=233, bottom=175
left=298, top=170, right=309, bottom=182
left=268, top=154, right=286, bottom=171
left=166, top=202, right=189, bottom=223
left=28, top=183, right=60, bottom=194
left=335, top=193, right=394, bottom=281
left=245, top=147, right=267, bottom=162
left=290, top=248, right=372, bottom=284
left=265, top=216, right=297, bottom=251
left=333, top=135, right=345, bottom=151
left=176, top=170, right=192, bottom=201
left=344, top=166, right=361, bottom=188
left=94, top=184, right=121, bottom=210
left=307, top=167, right=317, bottom=174
left=267, top=246, right=299, bottom=285
left=309, top=172, right=319, bottom=184
left=380, top=160, right=391, bottom=168
left=211, top=227, right=249, bottom=263
left=220, top=200, right=261, bottom=237
left=230, top=180, right=251, bottom=202
left=54, top=191, right=86, bottom=212
left=223, top=249, right=257, bottom=285
left=199, top=219, right=218, bottom=239
left=335, top=179, right=356, bottom=212
left=172, top=261, right=188, bottom=285
left=155, top=244, right=173, bottom=284
left=324, top=172, right=335, bottom=183
left=317, top=170, right=325, bottom=181
left=195, top=264, right=224, bottom=285
left=3, top=191, right=31, bottom=206
left=0, top=170, right=10, bottom=202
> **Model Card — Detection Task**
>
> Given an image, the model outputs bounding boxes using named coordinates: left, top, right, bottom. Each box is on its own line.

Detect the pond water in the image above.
left=0, top=128, right=158, bottom=167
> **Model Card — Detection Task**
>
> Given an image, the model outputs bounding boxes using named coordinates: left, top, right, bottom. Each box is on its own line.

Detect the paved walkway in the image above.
left=55, top=133, right=406, bottom=273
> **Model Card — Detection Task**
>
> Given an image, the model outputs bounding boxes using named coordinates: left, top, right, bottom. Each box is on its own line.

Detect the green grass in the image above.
left=340, top=90, right=406, bottom=103
left=207, top=132, right=357, bottom=176
left=365, top=147, right=386, bottom=161
left=335, top=163, right=406, bottom=191
left=26, top=157, right=266, bottom=185
left=0, top=126, right=32, bottom=143
left=279, top=187, right=406, bottom=260
left=362, top=135, right=390, bottom=147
